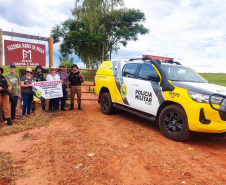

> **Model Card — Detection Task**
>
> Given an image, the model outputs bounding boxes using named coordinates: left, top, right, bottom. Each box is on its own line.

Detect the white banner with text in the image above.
left=32, top=81, right=63, bottom=101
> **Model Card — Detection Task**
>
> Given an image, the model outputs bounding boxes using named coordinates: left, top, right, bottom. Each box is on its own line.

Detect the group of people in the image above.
left=0, top=63, right=84, bottom=126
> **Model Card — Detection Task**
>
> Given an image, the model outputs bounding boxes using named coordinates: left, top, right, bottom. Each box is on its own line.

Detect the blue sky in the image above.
left=1, top=0, right=226, bottom=72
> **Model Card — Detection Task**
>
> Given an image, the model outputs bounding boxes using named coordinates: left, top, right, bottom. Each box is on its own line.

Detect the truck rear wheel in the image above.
left=100, top=93, right=114, bottom=115
left=159, top=105, right=192, bottom=141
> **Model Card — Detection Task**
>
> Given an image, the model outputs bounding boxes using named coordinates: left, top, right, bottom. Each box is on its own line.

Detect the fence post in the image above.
left=89, top=70, right=91, bottom=78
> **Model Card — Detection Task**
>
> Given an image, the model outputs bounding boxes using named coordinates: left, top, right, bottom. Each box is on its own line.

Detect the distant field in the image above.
left=3, top=66, right=37, bottom=76
left=2, top=66, right=226, bottom=86
left=200, top=73, right=226, bottom=87
left=2, top=66, right=95, bottom=81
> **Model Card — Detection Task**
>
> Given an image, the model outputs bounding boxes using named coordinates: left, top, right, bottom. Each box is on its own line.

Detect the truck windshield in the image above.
left=160, top=65, right=207, bottom=83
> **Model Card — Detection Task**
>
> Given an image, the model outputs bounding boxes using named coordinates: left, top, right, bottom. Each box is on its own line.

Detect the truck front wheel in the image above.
left=159, top=105, right=192, bottom=141
left=100, top=93, right=114, bottom=115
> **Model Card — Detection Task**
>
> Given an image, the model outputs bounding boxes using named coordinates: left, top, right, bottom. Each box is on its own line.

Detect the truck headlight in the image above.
left=188, top=90, right=223, bottom=104
left=188, top=90, right=209, bottom=103
left=210, top=95, right=224, bottom=105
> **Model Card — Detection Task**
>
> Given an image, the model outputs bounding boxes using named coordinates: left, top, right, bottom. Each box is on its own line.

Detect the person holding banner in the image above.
left=68, top=64, right=85, bottom=110
left=20, top=68, right=35, bottom=117
left=32, top=65, right=46, bottom=112
left=57, top=64, right=68, bottom=111
left=47, top=67, right=60, bottom=112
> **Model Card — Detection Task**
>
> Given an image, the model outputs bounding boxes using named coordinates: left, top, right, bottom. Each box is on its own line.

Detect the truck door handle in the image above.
left=133, top=84, right=139, bottom=86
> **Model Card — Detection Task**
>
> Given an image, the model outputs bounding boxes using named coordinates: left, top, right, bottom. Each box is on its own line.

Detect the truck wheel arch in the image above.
left=98, top=87, right=110, bottom=103
left=156, top=101, right=186, bottom=125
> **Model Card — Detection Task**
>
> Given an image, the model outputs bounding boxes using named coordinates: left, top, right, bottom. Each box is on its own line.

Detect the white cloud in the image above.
left=118, top=0, right=226, bottom=72
left=0, top=0, right=75, bottom=67
left=1, top=0, right=226, bottom=72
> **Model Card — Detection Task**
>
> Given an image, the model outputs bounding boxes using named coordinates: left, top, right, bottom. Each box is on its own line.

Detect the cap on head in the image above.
left=35, top=65, right=43, bottom=71
left=26, top=68, right=32, bottom=73
left=50, top=66, right=56, bottom=70
left=71, top=64, right=78, bottom=69
left=9, top=64, right=16, bottom=68
left=60, top=64, right=66, bottom=68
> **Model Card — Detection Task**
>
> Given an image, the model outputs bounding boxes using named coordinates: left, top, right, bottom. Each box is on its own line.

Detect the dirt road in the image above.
left=0, top=85, right=225, bottom=185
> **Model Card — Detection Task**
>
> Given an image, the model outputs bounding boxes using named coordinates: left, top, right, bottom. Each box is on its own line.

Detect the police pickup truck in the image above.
left=94, top=56, right=226, bottom=141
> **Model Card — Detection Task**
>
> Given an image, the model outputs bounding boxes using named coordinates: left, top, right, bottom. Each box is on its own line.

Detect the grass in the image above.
left=2, top=66, right=37, bottom=76
left=0, top=109, right=56, bottom=135
left=3, top=66, right=96, bottom=81
left=78, top=70, right=96, bottom=82
left=0, top=109, right=54, bottom=183
left=0, top=105, right=56, bottom=183
left=200, top=73, right=226, bottom=87
left=21, top=132, right=31, bottom=140
left=3, top=66, right=226, bottom=85
left=0, top=152, right=26, bottom=183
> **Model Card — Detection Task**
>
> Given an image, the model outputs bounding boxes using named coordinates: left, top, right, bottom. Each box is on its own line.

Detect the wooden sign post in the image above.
left=0, top=29, right=54, bottom=69
left=48, top=37, right=54, bottom=70
left=0, top=29, right=54, bottom=122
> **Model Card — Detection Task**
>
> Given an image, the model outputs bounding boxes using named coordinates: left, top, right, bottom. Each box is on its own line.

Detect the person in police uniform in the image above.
left=0, top=67, right=12, bottom=126
left=32, top=65, right=46, bottom=112
left=68, top=64, right=85, bottom=110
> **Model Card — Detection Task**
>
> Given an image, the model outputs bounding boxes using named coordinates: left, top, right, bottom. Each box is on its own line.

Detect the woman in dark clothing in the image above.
left=20, top=68, right=34, bottom=117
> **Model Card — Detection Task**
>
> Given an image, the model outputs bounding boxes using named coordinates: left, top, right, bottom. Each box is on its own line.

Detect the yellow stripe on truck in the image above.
left=95, top=61, right=123, bottom=103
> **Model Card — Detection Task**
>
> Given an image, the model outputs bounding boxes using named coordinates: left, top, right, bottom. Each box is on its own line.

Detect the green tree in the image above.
left=58, top=61, right=74, bottom=68
left=51, top=0, right=149, bottom=67
left=59, top=53, right=74, bottom=63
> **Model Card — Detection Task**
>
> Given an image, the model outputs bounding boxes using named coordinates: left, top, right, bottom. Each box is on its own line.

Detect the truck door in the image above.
left=117, top=63, right=139, bottom=106
left=130, top=63, right=164, bottom=116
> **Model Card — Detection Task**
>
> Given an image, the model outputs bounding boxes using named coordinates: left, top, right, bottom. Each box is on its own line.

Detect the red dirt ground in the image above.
left=0, top=82, right=225, bottom=185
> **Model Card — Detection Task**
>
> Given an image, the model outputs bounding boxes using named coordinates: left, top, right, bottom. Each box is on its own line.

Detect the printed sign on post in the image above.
left=32, top=81, right=63, bottom=101
left=4, top=40, right=46, bottom=66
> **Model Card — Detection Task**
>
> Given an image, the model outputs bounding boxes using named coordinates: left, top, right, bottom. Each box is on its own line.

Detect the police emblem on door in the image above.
left=120, top=83, right=127, bottom=99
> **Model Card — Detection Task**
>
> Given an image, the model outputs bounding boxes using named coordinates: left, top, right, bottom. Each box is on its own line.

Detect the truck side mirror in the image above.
left=147, top=75, right=160, bottom=82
